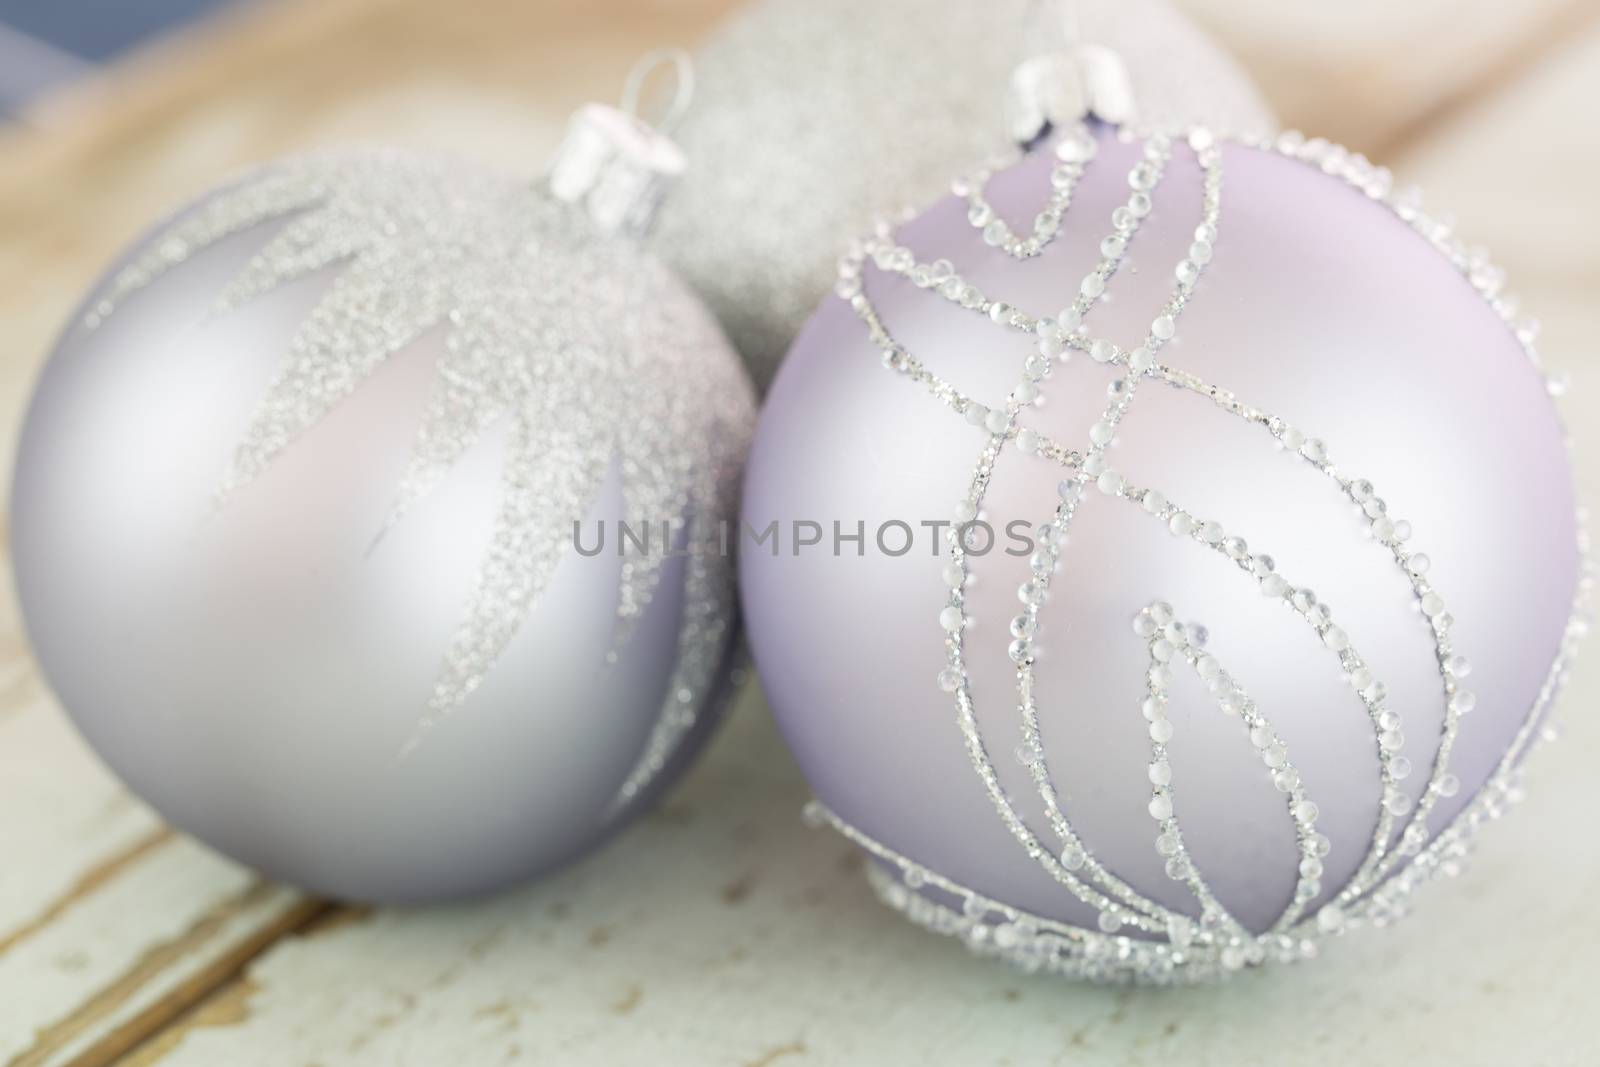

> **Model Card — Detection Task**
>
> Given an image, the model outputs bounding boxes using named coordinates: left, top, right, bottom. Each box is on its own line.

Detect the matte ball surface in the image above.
left=12, top=150, right=754, bottom=902
left=741, top=124, right=1580, bottom=973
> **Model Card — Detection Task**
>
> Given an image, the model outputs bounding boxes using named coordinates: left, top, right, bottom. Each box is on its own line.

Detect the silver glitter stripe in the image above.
left=87, top=148, right=753, bottom=808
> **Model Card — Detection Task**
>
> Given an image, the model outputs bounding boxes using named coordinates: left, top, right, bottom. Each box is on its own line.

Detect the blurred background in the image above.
left=1, top=2, right=1596, bottom=1065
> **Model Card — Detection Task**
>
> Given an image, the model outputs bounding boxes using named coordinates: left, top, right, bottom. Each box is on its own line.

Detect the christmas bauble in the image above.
left=12, top=147, right=754, bottom=902
left=655, top=0, right=1274, bottom=390
left=741, top=122, right=1587, bottom=980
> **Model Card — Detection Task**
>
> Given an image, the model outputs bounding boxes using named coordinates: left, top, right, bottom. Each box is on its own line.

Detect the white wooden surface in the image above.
left=115, top=681, right=1600, bottom=1067
left=0, top=2, right=1598, bottom=1064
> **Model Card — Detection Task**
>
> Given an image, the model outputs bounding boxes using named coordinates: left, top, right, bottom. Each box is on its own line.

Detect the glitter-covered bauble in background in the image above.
left=742, top=121, right=1586, bottom=980
left=655, top=0, right=1275, bottom=390
left=12, top=147, right=754, bottom=902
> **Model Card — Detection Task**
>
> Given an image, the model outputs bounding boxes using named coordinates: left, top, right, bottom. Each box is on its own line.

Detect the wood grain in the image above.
left=9, top=885, right=321, bottom=1067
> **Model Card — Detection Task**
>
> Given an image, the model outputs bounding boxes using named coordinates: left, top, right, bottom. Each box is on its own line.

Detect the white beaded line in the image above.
left=1124, top=124, right=1556, bottom=402
left=812, top=572, right=1591, bottom=978
left=1010, top=291, right=1222, bottom=929
left=817, top=559, right=1593, bottom=973
left=841, top=132, right=1217, bottom=436
left=1274, top=115, right=1597, bottom=905
left=1461, top=561, right=1589, bottom=790
left=1352, top=554, right=1592, bottom=928
left=1136, top=616, right=1253, bottom=958
left=849, top=121, right=1568, bottom=526
left=846, top=236, right=1092, bottom=346
left=823, top=803, right=1321, bottom=984
left=1253, top=128, right=1559, bottom=398
left=930, top=133, right=1190, bottom=934
left=1146, top=126, right=1590, bottom=934
left=1108, top=472, right=1407, bottom=904
left=1010, top=475, right=1177, bottom=933
left=1016, top=284, right=1470, bottom=912
left=921, top=381, right=1151, bottom=928
left=1312, top=567, right=1592, bottom=934
left=856, top=864, right=1232, bottom=985
left=838, top=225, right=1050, bottom=338
left=808, top=798, right=1261, bottom=984
left=801, top=800, right=1093, bottom=948
left=865, top=865, right=1327, bottom=984
left=1246, top=128, right=1586, bottom=903
left=1144, top=362, right=1473, bottom=900
left=1007, top=134, right=1224, bottom=935
left=1134, top=601, right=1330, bottom=944
left=955, top=122, right=1097, bottom=260
left=826, top=313, right=1096, bottom=481
left=844, top=133, right=1174, bottom=346
left=836, top=269, right=1088, bottom=465
left=939, top=459, right=1166, bottom=929
left=856, top=865, right=1193, bottom=984
left=855, top=866, right=1073, bottom=978
left=813, top=564, right=1589, bottom=972
left=813, top=600, right=1579, bottom=982
left=832, top=283, right=1091, bottom=470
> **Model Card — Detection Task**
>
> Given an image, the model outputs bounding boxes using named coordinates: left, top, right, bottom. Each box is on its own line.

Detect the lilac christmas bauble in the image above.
left=741, top=123, right=1586, bottom=981
left=12, top=149, right=754, bottom=902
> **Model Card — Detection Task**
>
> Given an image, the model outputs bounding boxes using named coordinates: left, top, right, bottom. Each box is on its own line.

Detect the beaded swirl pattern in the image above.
left=83, top=149, right=752, bottom=811
left=807, top=124, right=1591, bottom=982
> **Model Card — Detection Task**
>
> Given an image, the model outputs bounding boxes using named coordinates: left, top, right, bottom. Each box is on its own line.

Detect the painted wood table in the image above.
left=1, top=1, right=1598, bottom=1063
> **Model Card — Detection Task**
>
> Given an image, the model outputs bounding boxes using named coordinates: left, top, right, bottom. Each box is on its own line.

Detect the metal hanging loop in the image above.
left=619, top=48, right=695, bottom=137
left=548, top=48, right=694, bottom=238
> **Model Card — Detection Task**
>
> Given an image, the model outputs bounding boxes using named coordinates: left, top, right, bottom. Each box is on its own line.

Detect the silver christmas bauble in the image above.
left=12, top=148, right=754, bottom=902
left=656, top=0, right=1275, bottom=390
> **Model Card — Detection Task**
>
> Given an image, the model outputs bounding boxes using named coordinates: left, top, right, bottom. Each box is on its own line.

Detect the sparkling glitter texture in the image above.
left=655, top=0, right=1274, bottom=389
left=783, top=122, right=1590, bottom=983
left=91, top=148, right=754, bottom=807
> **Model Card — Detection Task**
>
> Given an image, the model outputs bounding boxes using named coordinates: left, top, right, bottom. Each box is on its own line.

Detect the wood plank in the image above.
left=0, top=698, right=162, bottom=941
left=7, top=883, right=319, bottom=1067
left=0, top=826, right=318, bottom=1067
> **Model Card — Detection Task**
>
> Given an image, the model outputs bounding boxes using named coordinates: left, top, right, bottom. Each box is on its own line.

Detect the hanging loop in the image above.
left=548, top=49, right=693, bottom=237
left=619, top=48, right=695, bottom=137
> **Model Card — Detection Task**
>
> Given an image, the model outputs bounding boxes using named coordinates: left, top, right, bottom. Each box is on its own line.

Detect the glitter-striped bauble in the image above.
left=741, top=122, right=1588, bottom=981
left=655, top=0, right=1274, bottom=391
left=12, top=149, right=755, bottom=902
